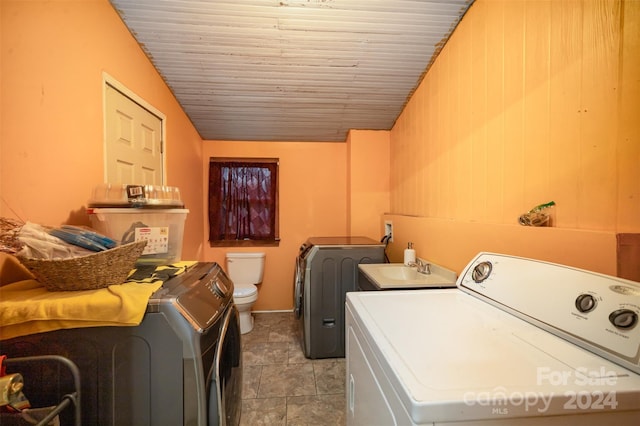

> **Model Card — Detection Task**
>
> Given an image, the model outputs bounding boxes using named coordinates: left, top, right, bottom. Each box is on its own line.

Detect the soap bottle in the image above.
left=404, top=242, right=416, bottom=265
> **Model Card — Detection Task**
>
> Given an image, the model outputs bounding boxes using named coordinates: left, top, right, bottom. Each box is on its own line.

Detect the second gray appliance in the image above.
left=293, top=236, right=385, bottom=358
left=0, top=263, right=242, bottom=426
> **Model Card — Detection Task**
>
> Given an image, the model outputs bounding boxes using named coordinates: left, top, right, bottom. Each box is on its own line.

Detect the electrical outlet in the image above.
left=384, top=221, right=393, bottom=242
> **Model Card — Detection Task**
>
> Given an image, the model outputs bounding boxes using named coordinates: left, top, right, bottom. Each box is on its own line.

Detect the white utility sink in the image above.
left=358, top=262, right=457, bottom=289
left=381, top=264, right=420, bottom=280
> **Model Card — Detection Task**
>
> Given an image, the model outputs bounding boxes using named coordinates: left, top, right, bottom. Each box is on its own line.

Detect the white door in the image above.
left=104, top=83, right=164, bottom=185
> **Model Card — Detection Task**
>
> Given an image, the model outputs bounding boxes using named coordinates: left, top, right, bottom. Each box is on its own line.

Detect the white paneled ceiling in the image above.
left=110, top=0, right=473, bottom=142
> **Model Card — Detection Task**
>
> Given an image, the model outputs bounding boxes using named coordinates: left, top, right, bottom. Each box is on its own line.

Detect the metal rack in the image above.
left=2, top=355, right=81, bottom=426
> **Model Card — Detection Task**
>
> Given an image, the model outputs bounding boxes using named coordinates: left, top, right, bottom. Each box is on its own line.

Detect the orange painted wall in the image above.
left=386, top=0, right=640, bottom=275
left=346, top=130, right=390, bottom=239
left=0, top=0, right=204, bottom=262
left=202, top=140, right=349, bottom=311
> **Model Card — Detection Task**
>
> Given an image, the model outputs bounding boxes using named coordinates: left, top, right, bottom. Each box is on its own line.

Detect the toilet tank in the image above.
left=225, top=252, right=265, bottom=285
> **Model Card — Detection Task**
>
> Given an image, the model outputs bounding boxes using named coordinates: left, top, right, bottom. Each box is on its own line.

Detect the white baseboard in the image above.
left=252, top=309, right=294, bottom=314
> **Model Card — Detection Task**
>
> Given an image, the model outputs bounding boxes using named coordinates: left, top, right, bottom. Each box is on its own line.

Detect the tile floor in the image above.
left=240, top=312, right=346, bottom=426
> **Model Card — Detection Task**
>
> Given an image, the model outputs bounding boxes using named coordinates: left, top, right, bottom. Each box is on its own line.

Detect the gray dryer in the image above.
left=293, top=236, right=385, bottom=358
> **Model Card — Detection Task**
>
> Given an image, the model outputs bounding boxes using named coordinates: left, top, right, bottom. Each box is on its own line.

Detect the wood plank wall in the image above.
left=390, top=0, right=639, bottom=234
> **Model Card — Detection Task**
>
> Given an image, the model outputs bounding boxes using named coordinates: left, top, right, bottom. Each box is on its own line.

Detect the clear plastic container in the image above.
left=88, top=208, right=189, bottom=265
left=88, top=184, right=183, bottom=208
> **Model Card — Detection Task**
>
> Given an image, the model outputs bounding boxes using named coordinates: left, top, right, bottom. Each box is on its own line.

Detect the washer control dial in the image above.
left=575, top=294, right=597, bottom=313
left=214, top=277, right=229, bottom=298
left=472, top=261, right=493, bottom=283
left=609, top=309, right=638, bottom=330
left=205, top=276, right=227, bottom=299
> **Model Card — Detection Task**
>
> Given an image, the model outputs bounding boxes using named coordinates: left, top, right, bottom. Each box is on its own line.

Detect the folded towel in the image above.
left=126, top=264, right=187, bottom=283
left=0, top=261, right=196, bottom=340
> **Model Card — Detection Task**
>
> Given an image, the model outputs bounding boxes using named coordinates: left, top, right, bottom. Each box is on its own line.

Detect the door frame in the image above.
left=102, top=72, right=167, bottom=184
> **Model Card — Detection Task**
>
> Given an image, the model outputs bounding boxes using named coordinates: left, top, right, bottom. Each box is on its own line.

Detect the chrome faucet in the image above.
left=408, top=258, right=431, bottom=275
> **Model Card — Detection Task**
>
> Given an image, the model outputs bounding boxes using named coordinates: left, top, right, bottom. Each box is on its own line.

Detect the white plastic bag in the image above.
left=16, top=222, right=93, bottom=260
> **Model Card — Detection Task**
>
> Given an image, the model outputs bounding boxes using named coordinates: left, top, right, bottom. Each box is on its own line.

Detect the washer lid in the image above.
left=347, top=290, right=640, bottom=424
left=234, top=286, right=257, bottom=297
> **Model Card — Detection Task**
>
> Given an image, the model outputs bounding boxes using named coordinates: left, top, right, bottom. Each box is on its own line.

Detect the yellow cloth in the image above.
left=0, top=261, right=196, bottom=340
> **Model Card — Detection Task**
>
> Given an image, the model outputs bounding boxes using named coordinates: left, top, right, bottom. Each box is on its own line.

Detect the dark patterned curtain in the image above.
left=209, top=161, right=277, bottom=241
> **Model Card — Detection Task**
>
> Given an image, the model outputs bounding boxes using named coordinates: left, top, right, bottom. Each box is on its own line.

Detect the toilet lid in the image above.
left=234, top=286, right=257, bottom=297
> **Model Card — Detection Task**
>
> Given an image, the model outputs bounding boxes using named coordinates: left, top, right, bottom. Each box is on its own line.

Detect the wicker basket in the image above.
left=18, top=241, right=147, bottom=291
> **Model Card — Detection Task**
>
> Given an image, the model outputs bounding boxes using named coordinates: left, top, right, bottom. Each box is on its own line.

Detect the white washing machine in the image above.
left=346, top=252, right=640, bottom=425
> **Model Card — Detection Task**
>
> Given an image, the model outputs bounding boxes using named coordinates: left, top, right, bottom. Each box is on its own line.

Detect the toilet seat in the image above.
left=234, top=285, right=258, bottom=298
left=234, top=286, right=257, bottom=297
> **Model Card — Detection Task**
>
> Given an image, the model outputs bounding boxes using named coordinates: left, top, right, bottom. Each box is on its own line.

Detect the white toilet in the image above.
left=225, top=252, right=265, bottom=334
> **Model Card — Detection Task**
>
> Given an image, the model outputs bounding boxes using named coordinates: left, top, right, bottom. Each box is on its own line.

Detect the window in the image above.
left=208, top=158, right=279, bottom=247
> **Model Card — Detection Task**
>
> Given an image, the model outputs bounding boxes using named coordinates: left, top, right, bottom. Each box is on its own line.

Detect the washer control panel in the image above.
left=458, top=252, right=640, bottom=373
left=150, top=262, right=234, bottom=333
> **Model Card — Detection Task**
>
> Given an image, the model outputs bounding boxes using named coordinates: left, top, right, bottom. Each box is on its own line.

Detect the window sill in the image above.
left=209, top=239, right=280, bottom=248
